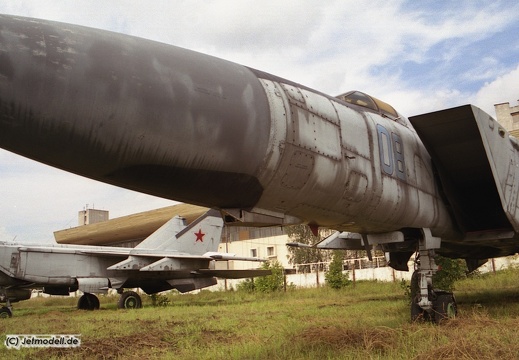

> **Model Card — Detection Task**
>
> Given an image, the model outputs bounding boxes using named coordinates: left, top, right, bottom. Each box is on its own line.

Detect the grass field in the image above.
left=2, top=268, right=519, bottom=359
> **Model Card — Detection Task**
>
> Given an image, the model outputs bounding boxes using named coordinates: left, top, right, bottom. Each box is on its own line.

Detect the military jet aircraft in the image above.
left=0, top=209, right=268, bottom=317
left=0, top=14, right=517, bottom=322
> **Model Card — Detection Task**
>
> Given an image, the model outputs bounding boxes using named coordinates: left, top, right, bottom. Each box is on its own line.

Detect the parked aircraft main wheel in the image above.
left=77, top=293, right=100, bottom=310
left=118, top=291, right=142, bottom=309
left=411, top=296, right=431, bottom=322
left=432, top=292, right=457, bottom=324
left=0, top=306, right=12, bottom=318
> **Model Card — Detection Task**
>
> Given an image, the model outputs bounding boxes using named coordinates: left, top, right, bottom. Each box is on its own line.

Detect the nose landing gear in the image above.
left=410, top=229, right=457, bottom=324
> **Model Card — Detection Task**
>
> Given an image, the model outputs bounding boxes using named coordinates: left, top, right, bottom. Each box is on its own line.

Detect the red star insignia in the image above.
left=194, top=229, right=205, bottom=242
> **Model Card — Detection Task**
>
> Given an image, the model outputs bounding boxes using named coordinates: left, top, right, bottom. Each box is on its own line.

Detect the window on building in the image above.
left=250, top=249, right=257, bottom=258
left=267, top=246, right=275, bottom=257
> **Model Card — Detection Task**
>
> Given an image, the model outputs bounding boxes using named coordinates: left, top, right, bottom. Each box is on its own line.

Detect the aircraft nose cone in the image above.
left=0, top=15, right=271, bottom=208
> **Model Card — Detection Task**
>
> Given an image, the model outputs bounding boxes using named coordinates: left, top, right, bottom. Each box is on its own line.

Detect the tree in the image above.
left=325, top=251, right=351, bottom=289
left=286, top=225, right=332, bottom=272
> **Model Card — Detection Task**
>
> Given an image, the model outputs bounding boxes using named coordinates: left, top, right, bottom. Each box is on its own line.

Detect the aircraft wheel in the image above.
left=0, top=306, right=12, bottom=318
left=432, top=292, right=457, bottom=324
left=411, top=296, right=431, bottom=322
left=118, top=291, right=142, bottom=309
left=77, top=293, right=100, bottom=310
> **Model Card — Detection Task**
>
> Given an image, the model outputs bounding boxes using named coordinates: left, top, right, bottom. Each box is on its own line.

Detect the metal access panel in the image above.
left=77, top=278, right=109, bottom=294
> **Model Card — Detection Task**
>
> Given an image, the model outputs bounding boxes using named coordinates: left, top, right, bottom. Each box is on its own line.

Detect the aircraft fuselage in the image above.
left=0, top=15, right=454, bottom=235
left=3, top=15, right=519, bottom=262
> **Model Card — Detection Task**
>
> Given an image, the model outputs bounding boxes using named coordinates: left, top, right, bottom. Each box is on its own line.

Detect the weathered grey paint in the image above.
left=2, top=15, right=519, bottom=262
left=0, top=15, right=270, bottom=208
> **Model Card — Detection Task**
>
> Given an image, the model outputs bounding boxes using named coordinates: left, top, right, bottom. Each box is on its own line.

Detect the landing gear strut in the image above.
left=411, top=228, right=457, bottom=323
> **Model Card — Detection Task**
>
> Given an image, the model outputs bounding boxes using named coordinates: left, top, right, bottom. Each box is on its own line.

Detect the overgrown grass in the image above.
left=2, top=269, right=519, bottom=359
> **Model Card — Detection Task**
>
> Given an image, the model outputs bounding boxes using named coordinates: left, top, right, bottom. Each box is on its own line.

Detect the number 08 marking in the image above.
left=376, top=124, right=406, bottom=181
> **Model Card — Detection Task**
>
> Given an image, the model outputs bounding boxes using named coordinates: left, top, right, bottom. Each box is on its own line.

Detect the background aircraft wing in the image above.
left=197, top=269, right=272, bottom=279
left=204, top=252, right=266, bottom=262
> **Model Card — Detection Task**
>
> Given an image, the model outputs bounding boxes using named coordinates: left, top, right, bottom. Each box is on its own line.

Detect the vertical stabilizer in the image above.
left=135, top=209, right=224, bottom=255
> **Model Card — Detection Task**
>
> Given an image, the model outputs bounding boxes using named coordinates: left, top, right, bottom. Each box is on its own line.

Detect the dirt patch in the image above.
left=415, top=334, right=519, bottom=360
left=36, top=331, right=177, bottom=359
left=198, top=327, right=241, bottom=345
left=34, top=320, right=240, bottom=359
left=413, top=315, right=519, bottom=360
left=165, top=319, right=188, bottom=327
left=296, top=325, right=396, bottom=353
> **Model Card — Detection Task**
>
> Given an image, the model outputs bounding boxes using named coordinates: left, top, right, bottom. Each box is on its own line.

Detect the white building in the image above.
left=495, top=100, right=519, bottom=137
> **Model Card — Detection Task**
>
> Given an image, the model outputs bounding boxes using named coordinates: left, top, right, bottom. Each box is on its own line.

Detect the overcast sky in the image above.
left=0, top=1, right=518, bottom=243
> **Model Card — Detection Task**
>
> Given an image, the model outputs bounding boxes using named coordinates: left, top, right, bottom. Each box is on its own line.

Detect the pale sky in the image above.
left=0, top=0, right=518, bottom=242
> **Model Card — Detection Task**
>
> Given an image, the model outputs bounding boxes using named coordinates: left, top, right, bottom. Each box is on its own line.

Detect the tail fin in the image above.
left=135, top=209, right=224, bottom=255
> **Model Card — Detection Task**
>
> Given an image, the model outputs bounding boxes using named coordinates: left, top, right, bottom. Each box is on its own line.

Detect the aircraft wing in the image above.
left=16, top=244, right=266, bottom=264
left=203, top=252, right=266, bottom=262
left=287, top=231, right=366, bottom=250
left=15, top=245, right=211, bottom=260
left=16, top=245, right=132, bottom=257
left=196, top=269, right=272, bottom=278
left=106, top=252, right=266, bottom=271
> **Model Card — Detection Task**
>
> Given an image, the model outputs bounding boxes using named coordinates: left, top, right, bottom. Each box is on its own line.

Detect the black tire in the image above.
left=0, top=306, right=12, bottom=318
left=433, top=293, right=457, bottom=324
left=118, top=291, right=142, bottom=309
left=77, top=293, right=100, bottom=310
left=411, top=296, right=432, bottom=322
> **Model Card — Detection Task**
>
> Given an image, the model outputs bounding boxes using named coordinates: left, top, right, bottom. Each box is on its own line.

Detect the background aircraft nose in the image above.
left=0, top=15, right=271, bottom=208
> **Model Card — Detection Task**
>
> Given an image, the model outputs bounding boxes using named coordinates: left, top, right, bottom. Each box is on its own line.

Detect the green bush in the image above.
left=400, top=278, right=412, bottom=302
left=149, top=292, right=171, bottom=307
left=236, top=278, right=256, bottom=293
left=238, top=261, right=285, bottom=293
left=433, top=255, right=467, bottom=291
left=403, top=254, right=468, bottom=300
left=255, top=260, right=285, bottom=293
left=325, top=251, right=351, bottom=289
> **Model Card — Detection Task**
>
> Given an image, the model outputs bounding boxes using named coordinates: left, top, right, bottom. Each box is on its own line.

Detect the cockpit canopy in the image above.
left=336, top=91, right=399, bottom=120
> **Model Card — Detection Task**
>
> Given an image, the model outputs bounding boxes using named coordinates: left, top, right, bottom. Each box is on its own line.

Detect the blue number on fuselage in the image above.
left=376, top=124, right=406, bottom=181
